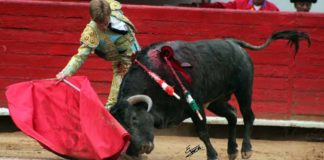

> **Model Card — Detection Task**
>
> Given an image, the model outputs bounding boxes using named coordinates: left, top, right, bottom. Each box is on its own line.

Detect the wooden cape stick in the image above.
left=62, top=79, right=81, bottom=92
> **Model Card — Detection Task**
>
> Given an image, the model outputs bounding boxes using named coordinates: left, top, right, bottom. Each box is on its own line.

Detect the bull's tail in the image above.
left=230, top=30, right=311, bottom=57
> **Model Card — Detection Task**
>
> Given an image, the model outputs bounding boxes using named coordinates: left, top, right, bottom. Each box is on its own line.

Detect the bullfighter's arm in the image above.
left=60, top=46, right=92, bottom=76
left=60, top=24, right=99, bottom=76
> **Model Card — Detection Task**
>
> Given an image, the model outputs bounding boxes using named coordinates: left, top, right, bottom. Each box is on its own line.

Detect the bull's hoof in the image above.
left=241, top=150, right=253, bottom=159
left=228, top=152, right=238, bottom=160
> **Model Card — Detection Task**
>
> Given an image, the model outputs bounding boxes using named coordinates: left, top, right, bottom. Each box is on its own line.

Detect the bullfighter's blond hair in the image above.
left=89, top=0, right=111, bottom=22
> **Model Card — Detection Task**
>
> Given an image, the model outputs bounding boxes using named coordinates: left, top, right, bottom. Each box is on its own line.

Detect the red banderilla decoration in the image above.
left=160, top=46, right=203, bottom=121
left=134, top=59, right=180, bottom=100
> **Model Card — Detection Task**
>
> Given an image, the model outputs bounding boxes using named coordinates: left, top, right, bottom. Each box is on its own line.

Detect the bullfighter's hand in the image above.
left=56, top=72, right=67, bottom=80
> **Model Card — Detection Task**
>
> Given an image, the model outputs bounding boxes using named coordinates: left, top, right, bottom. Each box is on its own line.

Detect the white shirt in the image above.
left=253, top=5, right=262, bottom=11
left=110, top=16, right=128, bottom=31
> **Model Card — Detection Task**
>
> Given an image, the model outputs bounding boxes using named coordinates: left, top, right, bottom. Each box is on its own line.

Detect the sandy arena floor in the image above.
left=0, top=132, right=323, bottom=160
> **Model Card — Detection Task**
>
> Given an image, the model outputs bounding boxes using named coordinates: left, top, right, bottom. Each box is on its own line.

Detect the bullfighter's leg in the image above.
left=207, top=101, right=238, bottom=160
left=190, top=109, right=218, bottom=160
left=105, top=61, right=131, bottom=110
left=235, top=86, right=254, bottom=159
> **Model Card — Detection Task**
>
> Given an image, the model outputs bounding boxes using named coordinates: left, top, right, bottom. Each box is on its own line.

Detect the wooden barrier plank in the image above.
left=0, top=66, right=112, bottom=81
left=253, top=89, right=288, bottom=103
left=293, top=78, right=324, bottom=91
left=254, top=77, right=289, bottom=90
left=0, top=29, right=80, bottom=43
left=293, top=91, right=324, bottom=107
left=295, top=14, right=324, bottom=28
left=254, top=65, right=289, bottom=78
left=0, top=0, right=324, bottom=120
left=0, top=0, right=88, bottom=18
left=294, top=65, right=324, bottom=79
left=0, top=15, right=86, bottom=32
left=292, top=106, right=324, bottom=116
left=125, top=6, right=294, bottom=26
left=1, top=54, right=111, bottom=69
left=250, top=52, right=290, bottom=65
left=0, top=40, right=79, bottom=55
left=295, top=55, right=324, bottom=66
left=252, top=101, right=289, bottom=114
left=227, top=98, right=289, bottom=116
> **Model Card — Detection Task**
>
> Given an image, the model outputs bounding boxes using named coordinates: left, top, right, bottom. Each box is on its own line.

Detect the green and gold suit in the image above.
left=60, top=0, right=140, bottom=109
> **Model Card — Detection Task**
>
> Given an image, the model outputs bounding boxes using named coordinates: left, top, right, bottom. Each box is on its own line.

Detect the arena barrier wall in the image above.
left=1, top=0, right=324, bottom=126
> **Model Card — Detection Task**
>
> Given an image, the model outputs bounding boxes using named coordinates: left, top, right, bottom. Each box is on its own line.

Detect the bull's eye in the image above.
left=131, top=115, right=138, bottom=125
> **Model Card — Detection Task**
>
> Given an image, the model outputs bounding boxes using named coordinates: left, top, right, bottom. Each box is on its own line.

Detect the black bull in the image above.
left=108, top=30, right=310, bottom=160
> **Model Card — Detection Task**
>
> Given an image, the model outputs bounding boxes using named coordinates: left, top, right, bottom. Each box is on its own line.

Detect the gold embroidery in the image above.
left=61, top=46, right=91, bottom=76
left=108, top=0, right=122, bottom=10
left=80, top=25, right=99, bottom=48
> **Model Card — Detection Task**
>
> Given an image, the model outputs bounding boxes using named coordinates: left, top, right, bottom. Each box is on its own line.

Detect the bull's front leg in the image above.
left=190, top=111, right=218, bottom=160
left=207, top=101, right=238, bottom=160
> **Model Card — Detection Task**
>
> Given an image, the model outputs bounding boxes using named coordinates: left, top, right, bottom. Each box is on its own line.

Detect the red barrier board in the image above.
left=0, top=0, right=323, bottom=121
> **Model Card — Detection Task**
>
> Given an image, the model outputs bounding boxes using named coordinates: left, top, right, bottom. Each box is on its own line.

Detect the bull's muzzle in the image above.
left=140, top=142, right=154, bottom=154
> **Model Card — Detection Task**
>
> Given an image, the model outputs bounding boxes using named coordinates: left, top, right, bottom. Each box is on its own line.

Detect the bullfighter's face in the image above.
left=95, top=16, right=110, bottom=32
left=294, top=2, right=312, bottom=12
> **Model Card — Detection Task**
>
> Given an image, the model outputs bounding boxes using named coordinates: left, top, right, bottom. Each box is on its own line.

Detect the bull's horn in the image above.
left=127, top=95, right=153, bottom=112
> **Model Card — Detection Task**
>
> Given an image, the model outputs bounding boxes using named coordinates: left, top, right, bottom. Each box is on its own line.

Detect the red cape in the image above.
left=6, top=76, right=130, bottom=160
